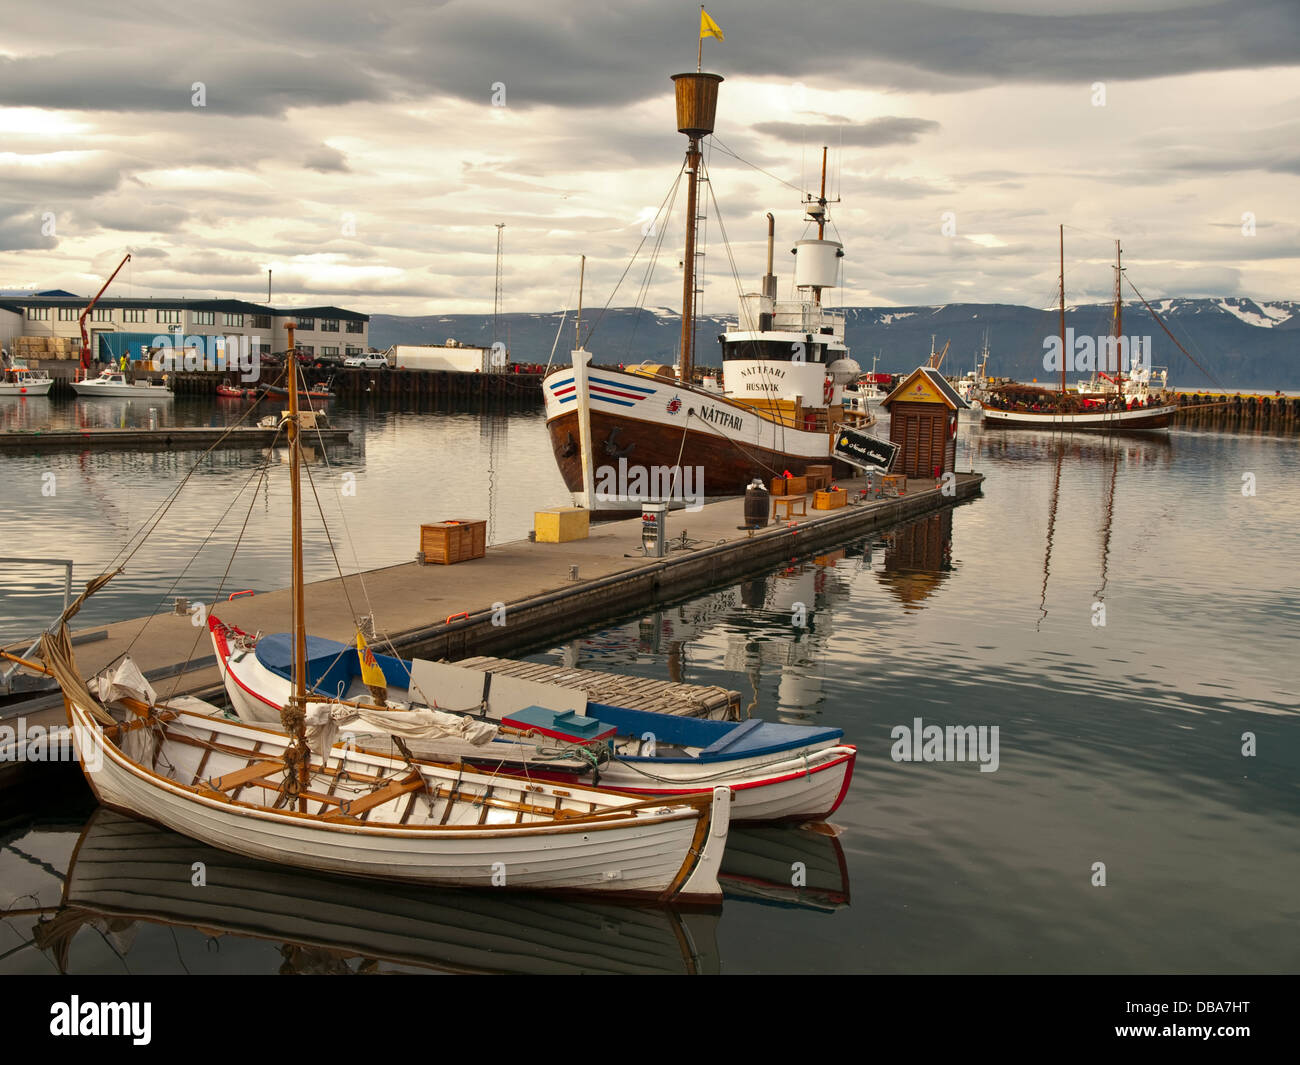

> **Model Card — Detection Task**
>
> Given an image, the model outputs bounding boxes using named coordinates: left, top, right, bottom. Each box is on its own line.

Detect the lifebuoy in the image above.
left=823, top=376, right=834, bottom=404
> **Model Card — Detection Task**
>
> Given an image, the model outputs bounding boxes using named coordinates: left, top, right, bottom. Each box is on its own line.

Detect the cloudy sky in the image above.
left=1, top=0, right=1296, bottom=318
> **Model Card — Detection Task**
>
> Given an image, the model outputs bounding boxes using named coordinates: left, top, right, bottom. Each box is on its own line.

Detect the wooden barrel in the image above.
left=671, top=73, right=724, bottom=137
left=744, top=479, right=771, bottom=528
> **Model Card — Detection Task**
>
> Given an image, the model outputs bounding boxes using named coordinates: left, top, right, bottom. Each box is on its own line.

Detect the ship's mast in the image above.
left=1058, top=224, right=1067, bottom=394
left=1114, top=239, right=1124, bottom=400
left=671, top=71, right=722, bottom=387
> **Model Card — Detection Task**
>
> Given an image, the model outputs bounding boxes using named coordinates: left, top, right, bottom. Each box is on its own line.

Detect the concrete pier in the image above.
left=1, top=471, right=983, bottom=743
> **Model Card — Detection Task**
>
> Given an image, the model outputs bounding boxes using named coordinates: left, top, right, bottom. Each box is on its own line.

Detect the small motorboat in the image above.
left=0, top=366, right=54, bottom=396
left=71, top=369, right=172, bottom=398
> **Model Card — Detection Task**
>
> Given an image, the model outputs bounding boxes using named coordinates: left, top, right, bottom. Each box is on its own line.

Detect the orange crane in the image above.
left=78, top=253, right=131, bottom=371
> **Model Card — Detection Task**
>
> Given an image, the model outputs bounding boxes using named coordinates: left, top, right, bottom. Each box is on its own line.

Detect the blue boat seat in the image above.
left=699, top=718, right=765, bottom=756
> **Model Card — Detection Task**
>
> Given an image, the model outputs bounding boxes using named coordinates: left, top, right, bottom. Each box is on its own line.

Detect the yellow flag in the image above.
left=700, top=8, right=724, bottom=40
left=356, top=631, right=387, bottom=688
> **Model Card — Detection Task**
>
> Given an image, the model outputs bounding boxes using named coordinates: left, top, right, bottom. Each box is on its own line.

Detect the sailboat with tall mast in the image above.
left=981, top=228, right=1179, bottom=431
left=544, top=55, right=870, bottom=511
left=39, top=321, right=732, bottom=903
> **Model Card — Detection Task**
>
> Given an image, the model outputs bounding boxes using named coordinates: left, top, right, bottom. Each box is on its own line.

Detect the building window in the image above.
left=124, top=308, right=148, bottom=323
left=26, top=307, right=48, bottom=321
left=346, top=320, right=364, bottom=334
left=58, top=306, right=82, bottom=321
left=296, top=316, right=315, bottom=330
left=321, top=319, right=339, bottom=332
left=322, top=346, right=340, bottom=356
left=223, top=313, right=244, bottom=327
left=92, top=308, right=112, bottom=322
left=193, top=310, right=215, bottom=326
left=345, top=346, right=362, bottom=355
left=157, top=309, right=181, bottom=324
left=250, top=314, right=271, bottom=329
left=297, top=344, right=314, bottom=356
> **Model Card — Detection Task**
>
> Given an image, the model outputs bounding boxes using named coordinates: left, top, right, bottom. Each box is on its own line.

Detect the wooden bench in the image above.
left=773, top=494, right=807, bottom=519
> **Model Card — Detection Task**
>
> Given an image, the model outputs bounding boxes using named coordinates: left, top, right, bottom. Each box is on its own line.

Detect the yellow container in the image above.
left=535, top=507, right=590, bottom=543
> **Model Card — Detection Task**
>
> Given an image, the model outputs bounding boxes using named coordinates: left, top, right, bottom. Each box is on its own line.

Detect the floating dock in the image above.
left=0, top=425, right=351, bottom=452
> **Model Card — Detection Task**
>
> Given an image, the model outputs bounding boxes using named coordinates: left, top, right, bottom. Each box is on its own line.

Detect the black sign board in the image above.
left=833, top=424, right=899, bottom=472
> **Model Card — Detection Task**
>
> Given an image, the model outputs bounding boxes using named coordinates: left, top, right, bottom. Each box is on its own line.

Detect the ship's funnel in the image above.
left=671, top=72, right=724, bottom=137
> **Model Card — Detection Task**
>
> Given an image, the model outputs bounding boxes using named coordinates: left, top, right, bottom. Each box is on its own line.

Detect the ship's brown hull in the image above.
left=546, top=408, right=857, bottom=497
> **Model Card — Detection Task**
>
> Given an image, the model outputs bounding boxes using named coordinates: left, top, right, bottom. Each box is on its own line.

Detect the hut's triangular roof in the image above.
left=882, top=366, right=968, bottom=410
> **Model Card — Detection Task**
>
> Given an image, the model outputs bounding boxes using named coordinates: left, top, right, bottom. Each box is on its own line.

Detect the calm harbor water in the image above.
left=1, top=395, right=1297, bottom=973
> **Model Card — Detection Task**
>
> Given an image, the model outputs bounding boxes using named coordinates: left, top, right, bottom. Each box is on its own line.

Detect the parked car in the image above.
left=344, top=353, right=390, bottom=369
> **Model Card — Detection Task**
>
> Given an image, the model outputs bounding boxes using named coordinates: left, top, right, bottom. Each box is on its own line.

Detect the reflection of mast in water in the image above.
left=1037, top=441, right=1064, bottom=630
left=1094, top=449, right=1120, bottom=603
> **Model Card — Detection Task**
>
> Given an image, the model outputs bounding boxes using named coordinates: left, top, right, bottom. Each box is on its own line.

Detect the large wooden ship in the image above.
left=981, top=229, right=1179, bottom=431
left=544, top=68, right=871, bottom=512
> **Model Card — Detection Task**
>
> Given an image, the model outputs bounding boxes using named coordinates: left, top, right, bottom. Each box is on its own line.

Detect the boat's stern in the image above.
left=676, top=786, right=732, bottom=904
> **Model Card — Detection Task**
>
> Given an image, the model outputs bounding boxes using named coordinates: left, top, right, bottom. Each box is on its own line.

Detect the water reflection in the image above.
left=875, top=510, right=954, bottom=609
left=0, top=808, right=850, bottom=975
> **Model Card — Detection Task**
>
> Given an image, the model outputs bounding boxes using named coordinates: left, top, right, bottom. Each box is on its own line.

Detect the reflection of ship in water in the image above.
left=31, top=810, right=721, bottom=976
left=873, top=510, right=955, bottom=609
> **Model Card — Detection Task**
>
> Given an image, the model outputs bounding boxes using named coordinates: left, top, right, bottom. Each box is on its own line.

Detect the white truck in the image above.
left=389, top=340, right=504, bottom=373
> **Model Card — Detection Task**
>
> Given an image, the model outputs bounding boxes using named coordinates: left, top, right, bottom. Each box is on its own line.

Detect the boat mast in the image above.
left=1114, top=239, right=1124, bottom=401
left=1058, top=224, right=1066, bottom=394
left=671, top=69, right=723, bottom=387
left=283, top=321, right=310, bottom=808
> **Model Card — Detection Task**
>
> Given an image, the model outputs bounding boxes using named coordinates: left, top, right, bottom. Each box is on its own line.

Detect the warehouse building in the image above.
left=0, top=292, right=368, bottom=365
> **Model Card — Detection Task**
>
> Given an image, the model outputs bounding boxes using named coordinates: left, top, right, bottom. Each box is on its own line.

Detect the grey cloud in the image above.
left=0, top=49, right=384, bottom=116
left=754, top=117, right=941, bottom=147
left=0, top=207, right=58, bottom=251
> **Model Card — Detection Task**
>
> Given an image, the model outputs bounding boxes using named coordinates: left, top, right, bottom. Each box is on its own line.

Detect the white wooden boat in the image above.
left=42, top=320, right=731, bottom=905
left=0, top=366, right=54, bottom=396
left=209, top=618, right=857, bottom=822
left=56, top=687, right=729, bottom=902
left=71, top=370, right=172, bottom=398
left=35, top=808, right=721, bottom=974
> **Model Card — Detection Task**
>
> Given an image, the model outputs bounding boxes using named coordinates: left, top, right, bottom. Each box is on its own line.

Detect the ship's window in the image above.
left=722, top=340, right=824, bottom=363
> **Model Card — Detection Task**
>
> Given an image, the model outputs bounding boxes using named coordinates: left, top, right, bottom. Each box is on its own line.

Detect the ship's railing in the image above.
left=770, top=302, right=845, bottom=338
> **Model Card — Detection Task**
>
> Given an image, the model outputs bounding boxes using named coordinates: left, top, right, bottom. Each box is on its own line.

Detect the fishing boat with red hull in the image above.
left=545, top=65, right=873, bottom=511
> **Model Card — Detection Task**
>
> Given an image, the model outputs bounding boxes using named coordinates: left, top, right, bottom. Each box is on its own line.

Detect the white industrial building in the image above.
left=0, top=289, right=369, bottom=363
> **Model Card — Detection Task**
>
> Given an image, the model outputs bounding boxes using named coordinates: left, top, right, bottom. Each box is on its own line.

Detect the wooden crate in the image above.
left=420, top=519, right=486, bottom=564
left=813, top=488, right=847, bottom=510
left=535, top=507, right=589, bottom=543
left=771, top=475, right=807, bottom=496
left=805, top=465, right=833, bottom=491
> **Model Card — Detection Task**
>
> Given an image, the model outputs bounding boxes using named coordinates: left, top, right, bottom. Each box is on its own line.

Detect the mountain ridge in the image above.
left=369, top=298, right=1300, bottom=389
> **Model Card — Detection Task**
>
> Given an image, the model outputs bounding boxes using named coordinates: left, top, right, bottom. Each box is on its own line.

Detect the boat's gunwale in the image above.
left=65, top=696, right=714, bottom=840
